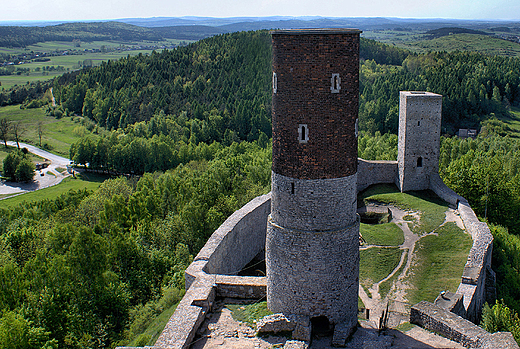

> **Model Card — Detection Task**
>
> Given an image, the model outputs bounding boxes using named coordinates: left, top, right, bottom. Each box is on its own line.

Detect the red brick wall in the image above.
left=271, top=29, right=360, bottom=180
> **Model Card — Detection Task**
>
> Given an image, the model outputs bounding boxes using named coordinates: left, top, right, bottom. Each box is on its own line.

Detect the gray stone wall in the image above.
left=397, top=91, right=442, bottom=192
left=411, top=301, right=519, bottom=349
left=266, top=215, right=359, bottom=327
left=118, top=172, right=499, bottom=349
left=429, top=173, right=494, bottom=323
left=357, top=158, right=397, bottom=192
left=191, top=193, right=271, bottom=281
left=271, top=171, right=357, bottom=231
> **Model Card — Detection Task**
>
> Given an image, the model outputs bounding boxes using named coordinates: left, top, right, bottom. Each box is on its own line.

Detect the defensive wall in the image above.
left=116, top=161, right=511, bottom=349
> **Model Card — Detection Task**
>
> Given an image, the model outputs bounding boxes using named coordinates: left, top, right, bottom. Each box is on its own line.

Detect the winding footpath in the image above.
left=0, top=142, right=71, bottom=196
left=359, top=206, right=464, bottom=329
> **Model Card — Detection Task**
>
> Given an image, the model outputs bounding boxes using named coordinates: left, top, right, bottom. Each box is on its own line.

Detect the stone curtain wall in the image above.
left=357, top=159, right=398, bottom=192
left=411, top=302, right=518, bottom=348
left=116, top=166, right=497, bottom=349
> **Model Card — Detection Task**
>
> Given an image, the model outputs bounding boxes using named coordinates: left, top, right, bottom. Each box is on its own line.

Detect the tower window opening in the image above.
left=330, top=73, right=341, bottom=93
left=418, top=120, right=421, bottom=126
left=298, top=124, right=309, bottom=143
left=272, top=72, right=277, bottom=94
left=417, top=157, right=423, bottom=168
left=291, top=182, right=295, bottom=194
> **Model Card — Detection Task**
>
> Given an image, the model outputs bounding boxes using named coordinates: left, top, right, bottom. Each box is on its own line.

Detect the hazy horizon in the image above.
left=2, top=0, right=520, bottom=23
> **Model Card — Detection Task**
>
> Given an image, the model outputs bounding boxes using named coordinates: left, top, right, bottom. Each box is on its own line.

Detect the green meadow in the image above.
left=0, top=39, right=186, bottom=90
left=0, top=105, right=96, bottom=156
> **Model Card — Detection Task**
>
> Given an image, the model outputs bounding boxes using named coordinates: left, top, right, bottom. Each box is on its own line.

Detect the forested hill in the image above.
left=45, top=30, right=520, bottom=138
left=54, top=30, right=274, bottom=138
left=47, top=32, right=411, bottom=140
left=0, top=22, right=163, bottom=47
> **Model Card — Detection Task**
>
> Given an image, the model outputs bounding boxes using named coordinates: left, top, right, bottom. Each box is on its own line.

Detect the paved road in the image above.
left=0, top=142, right=71, bottom=196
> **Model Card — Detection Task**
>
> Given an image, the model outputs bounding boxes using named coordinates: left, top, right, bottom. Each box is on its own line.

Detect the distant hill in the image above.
left=1, top=17, right=520, bottom=48
left=425, top=27, right=491, bottom=38
left=0, top=21, right=162, bottom=47
left=403, top=33, right=520, bottom=57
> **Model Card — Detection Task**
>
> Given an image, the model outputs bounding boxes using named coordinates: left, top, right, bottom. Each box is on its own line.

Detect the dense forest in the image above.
left=0, top=22, right=161, bottom=48
left=0, top=141, right=271, bottom=348
left=2, top=29, right=520, bottom=346
left=4, top=30, right=519, bottom=137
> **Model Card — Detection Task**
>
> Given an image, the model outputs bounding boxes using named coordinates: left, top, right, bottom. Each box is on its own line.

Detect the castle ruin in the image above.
left=116, top=29, right=518, bottom=349
left=267, top=29, right=361, bottom=336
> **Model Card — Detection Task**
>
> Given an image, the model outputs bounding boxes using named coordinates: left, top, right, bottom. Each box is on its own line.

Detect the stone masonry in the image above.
left=397, top=91, right=442, bottom=192
left=267, top=29, right=361, bottom=334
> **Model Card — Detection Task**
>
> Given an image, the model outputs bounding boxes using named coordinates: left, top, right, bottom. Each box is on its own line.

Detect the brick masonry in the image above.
left=271, top=29, right=360, bottom=180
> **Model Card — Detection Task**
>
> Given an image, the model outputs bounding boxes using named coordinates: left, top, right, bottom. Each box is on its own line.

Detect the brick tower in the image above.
left=266, top=29, right=361, bottom=335
left=397, top=91, right=442, bottom=192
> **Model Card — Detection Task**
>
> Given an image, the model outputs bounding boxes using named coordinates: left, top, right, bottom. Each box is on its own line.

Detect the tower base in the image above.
left=266, top=215, right=359, bottom=329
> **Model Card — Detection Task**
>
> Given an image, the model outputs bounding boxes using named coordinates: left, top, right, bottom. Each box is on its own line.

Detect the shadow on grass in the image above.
left=359, top=183, right=448, bottom=208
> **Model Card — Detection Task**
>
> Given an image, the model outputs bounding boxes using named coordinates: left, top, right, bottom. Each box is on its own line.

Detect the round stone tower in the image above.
left=266, top=29, right=361, bottom=332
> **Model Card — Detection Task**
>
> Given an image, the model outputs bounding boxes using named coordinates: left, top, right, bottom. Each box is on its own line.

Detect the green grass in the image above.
left=396, top=322, right=416, bottom=332
left=360, top=222, right=404, bottom=246
left=359, top=247, right=402, bottom=290
left=0, top=39, right=191, bottom=90
left=127, top=302, right=179, bottom=347
left=379, top=250, right=407, bottom=299
left=359, top=184, right=449, bottom=234
left=358, top=297, right=365, bottom=309
left=406, top=222, right=473, bottom=304
left=400, top=34, right=520, bottom=57
left=226, top=301, right=273, bottom=328
left=498, top=107, right=520, bottom=135
left=0, top=105, right=97, bottom=156
left=0, top=173, right=105, bottom=208
left=359, top=184, right=473, bottom=304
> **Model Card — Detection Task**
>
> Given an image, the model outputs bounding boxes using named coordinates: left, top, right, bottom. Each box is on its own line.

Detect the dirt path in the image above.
left=359, top=205, right=464, bottom=328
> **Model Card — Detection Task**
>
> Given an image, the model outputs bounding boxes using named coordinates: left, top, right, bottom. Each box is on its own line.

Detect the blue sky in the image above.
left=2, top=0, right=520, bottom=21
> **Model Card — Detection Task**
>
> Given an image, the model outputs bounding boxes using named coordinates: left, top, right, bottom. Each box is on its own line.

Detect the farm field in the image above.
left=0, top=39, right=188, bottom=90
left=400, top=33, right=520, bottom=56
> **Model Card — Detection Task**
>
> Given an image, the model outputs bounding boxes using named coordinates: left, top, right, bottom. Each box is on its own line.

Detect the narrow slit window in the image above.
left=291, top=182, right=295, bottom=195
left=273, top=72, right=277, bottom=94
left=330, top=73, right=340, bottom=93
left=418, top=120, right=421, bottom=126
left=298, top=124, right=309, bottom=143
left=417, top=157, right=423, bottom=168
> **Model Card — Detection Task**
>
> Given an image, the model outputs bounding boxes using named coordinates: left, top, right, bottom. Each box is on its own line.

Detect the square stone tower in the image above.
left=397, top=91, right=442, bottom=192
left=267, top=28, right=361, bottom=337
